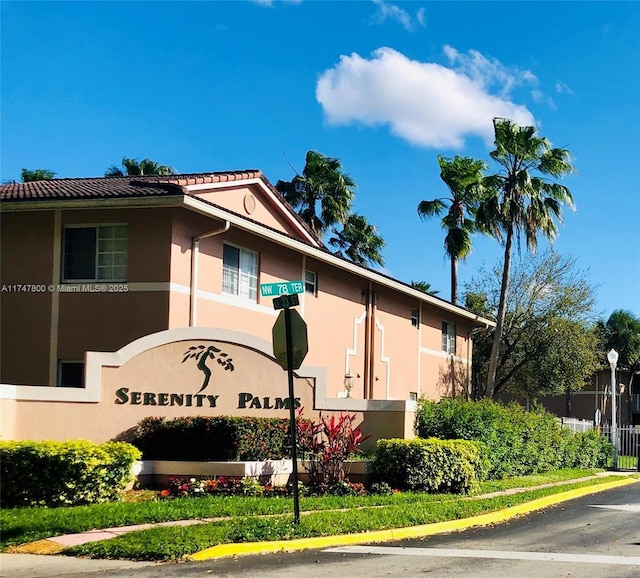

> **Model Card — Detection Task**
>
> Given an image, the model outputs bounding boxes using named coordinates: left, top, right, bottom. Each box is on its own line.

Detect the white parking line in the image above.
left=324, top=546, right=640, bottom=566
left=589, top=504, right=640, bottom=512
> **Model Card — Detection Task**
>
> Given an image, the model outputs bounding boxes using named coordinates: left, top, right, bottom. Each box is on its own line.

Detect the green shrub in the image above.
left=415, top=398, right=613, bottom=479
left=0, top=440, right=140, bottom=508
left=561, top=429, right=614, bottom=469
left=131, top=416, right=293, bottom=461
left=373, top=438, right=482, bottom=494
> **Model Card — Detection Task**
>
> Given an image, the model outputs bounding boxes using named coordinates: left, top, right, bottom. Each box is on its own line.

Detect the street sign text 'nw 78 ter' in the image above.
left=260, top=281, right=304, bottom=297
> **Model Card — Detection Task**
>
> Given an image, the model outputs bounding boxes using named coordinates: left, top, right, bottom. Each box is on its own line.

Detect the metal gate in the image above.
left=601, top=425, right=640, bottom=470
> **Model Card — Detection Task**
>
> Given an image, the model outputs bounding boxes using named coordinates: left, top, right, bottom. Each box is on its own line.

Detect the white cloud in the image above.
left=531, top=89, right=544, bottom=103
left=555, top=81, right=574, bottom=95
left=443, top=45, right=537, bottom=98
left=370, top=0, right=424, bottom=31
left=316, top=47, right=537, bottom=149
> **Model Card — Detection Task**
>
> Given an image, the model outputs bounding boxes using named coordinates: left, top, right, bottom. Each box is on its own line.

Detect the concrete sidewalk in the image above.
left=0, top=553, right=157, bottom=577
left=1, top=472, right=637, bottom=577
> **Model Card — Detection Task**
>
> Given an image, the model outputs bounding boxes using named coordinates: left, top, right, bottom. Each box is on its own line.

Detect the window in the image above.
left=63, top=225, right=127, bottom=281
left=411, top=308, right=420, bottom=327
left=304, top=270, right=317, bottom=295
left=441, top=321, right=456, bottom=355
left=58, top=361, right=84, bottom=388
left=222, top=243, right=258, bottom=299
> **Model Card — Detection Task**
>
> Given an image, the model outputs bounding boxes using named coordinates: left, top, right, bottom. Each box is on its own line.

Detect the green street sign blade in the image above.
left=260, top=280, right=305, bottom=297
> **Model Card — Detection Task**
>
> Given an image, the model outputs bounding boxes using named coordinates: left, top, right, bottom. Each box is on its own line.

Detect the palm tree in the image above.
left=480, top=118, right=576, bottom=398
left=410, top=281, right=440, bottom=296
left=417, top=155, right=486, bottom=305
left=275, top=150, right=355, bottom=237
left=21, top=168, right=56, bottom=182
left=105, top=157, right=176, bottom=177
left=329, top=213, right=385, bottom=267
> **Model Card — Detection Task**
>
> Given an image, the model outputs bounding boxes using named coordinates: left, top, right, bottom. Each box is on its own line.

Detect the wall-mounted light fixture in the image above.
left=344, top=372, right=355, bottom=397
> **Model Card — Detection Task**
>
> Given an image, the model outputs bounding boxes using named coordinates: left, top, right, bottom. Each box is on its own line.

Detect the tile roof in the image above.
left=0, top=170, right=322, bottom=245
left=0, top=170, right=265, bottom=201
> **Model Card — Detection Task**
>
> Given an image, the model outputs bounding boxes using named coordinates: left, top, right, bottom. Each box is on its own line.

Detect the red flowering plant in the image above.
left=296, top=409, right=371, bottom=495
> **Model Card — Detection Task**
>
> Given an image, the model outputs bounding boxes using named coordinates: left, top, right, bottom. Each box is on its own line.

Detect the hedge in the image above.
left=415, top=398, right=613, bottom=479
left=131, top=416, right=293, bottom=461
left=0, top=440, right=141, bottom=508
left=373, top=438, right=482, bottom=494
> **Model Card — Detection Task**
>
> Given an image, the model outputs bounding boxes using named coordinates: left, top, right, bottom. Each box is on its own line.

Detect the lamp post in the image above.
left=607, top=348, right=619, bottom=470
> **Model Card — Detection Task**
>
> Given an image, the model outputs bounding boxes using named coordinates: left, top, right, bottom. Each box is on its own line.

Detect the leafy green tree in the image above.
left=465, top=251, right=599, bottom=400
left=276, top=150, right=355, bottom=237
left=21, top=168, right=56, bottom=182
left=599, top=310, right=640, bottom=422
left=410, top=281, right=440, bottom=296
left=478, top=118, right=576, bottom=398
left=329, top=213, right=385, bottom=267
left=105, top=157, right=176, bottom=177
left=417, top=155, right=486, bottom=305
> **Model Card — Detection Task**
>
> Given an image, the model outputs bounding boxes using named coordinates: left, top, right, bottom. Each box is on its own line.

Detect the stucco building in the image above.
left=0, top=171, right=493, bottom=449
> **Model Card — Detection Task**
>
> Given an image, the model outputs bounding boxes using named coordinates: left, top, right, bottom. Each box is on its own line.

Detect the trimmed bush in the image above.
left=373, top=438, right=482, bottom=494
left=415, top=398, right=613, bottom=479
left=560, top=429, right=614, bottom=469
left=0, top=440, right=140, bottom=508
left=131, top=416, right=293, bottom=461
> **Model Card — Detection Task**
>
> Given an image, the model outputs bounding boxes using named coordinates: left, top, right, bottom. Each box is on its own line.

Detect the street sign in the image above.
left=272, top=309, right=308, bottom=370
left=260, top=280, right=304, bottom=297
left=273, top=294, right=299, bottom=310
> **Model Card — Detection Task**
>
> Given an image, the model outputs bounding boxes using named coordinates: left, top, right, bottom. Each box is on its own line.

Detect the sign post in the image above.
left=262, top=280, right=307, bottom=525
left=285, top=306, right=300, bottom=525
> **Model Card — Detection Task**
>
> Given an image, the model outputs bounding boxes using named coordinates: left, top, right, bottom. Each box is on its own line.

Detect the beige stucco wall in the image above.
left=191, top=183, right=302, bottom=237
left=2, top=339, right=316, bottom=442
left=0, top=211, right=55, bottom=385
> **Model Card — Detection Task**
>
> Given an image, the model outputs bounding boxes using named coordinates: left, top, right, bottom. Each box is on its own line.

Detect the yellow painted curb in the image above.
left=188, top=477, right=637, bottom=561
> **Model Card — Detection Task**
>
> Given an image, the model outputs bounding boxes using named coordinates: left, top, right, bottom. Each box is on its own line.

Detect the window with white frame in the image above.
left=411, top=308, right=420, bottom=327
left=63, top=225, right=127, bottom=282
left=441, top=321, right=456, bottom=355
left=58, top=360, right=84, bottom=388
left=222, top=243, right=258, bottom=300
left=304, top=270, right=317, bottom=295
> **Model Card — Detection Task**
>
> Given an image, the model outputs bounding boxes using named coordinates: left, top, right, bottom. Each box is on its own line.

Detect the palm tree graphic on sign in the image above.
left=182, top=345, right=235, bottom=393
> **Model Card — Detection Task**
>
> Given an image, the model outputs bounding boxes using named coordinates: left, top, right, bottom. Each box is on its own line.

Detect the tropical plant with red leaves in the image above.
left=296, top=410, right=371, bottom=494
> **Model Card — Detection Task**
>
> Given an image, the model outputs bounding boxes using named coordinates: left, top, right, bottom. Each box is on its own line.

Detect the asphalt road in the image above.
left=2, top=483, right=639, bottom=578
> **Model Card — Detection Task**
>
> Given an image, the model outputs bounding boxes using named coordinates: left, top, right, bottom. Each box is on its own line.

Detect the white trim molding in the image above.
left=420, top=347, right=469, bottom=365
left=375, top=318, right=391, bottom=399
left=345, top=311, right=367, bottom=374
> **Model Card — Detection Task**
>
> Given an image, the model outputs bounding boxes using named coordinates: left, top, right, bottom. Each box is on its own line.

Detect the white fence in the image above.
left=601, top=424, right=640, bottom=471
left=558, top=417, right=594, bottom=433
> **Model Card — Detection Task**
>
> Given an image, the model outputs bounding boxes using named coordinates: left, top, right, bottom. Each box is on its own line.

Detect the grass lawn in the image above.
left=1, top=468, right=634, bottom=561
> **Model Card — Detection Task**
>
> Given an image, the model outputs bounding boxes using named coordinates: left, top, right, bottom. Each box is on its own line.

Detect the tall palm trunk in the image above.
left=451, top=257, right=458, bottom=305
left=485, top=225, right=514, bottom=397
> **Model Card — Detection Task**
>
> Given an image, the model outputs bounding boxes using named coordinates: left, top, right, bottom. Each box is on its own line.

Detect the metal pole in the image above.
left=284, top=306, right=300, bottom=525
left=611, top=362, right=618, bottom=470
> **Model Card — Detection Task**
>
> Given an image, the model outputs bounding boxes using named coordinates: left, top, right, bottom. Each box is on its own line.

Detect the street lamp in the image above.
left=607, top=348, right=619, bottom=469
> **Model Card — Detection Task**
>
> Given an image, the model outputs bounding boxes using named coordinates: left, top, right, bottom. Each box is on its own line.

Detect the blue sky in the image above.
left=2, top=1, right=639, bottom=319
